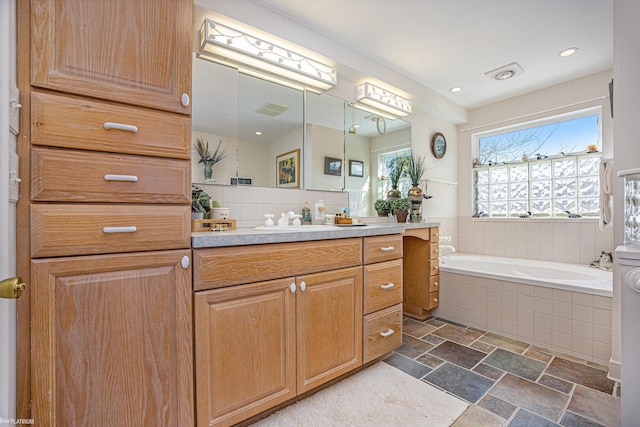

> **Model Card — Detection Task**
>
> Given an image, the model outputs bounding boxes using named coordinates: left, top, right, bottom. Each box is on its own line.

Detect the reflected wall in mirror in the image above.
left=192, top=54, right=238, bottom=185
left=305, top=92, right=346, bottom=191
left=345, top=104, right=411, bottom=216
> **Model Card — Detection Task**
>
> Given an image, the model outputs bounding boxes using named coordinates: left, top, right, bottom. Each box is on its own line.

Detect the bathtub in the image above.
left=439, top=253, right=612, bottom=297
left=435, top=253, right=613, bottom=365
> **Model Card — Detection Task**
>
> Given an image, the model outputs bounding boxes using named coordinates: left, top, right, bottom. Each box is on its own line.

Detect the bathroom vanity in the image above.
left=191, top=224, right=408, bottom=426
left=403, top=226, right=441, bottom=320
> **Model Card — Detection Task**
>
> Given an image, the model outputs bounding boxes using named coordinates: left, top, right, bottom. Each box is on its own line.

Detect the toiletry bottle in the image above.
left=314, top=200, right=326, bottom=221
left=301, top=202, right=312, bottom=225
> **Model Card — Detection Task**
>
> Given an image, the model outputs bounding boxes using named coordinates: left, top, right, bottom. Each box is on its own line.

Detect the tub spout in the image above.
left=439, top=244, right=456, bottom=255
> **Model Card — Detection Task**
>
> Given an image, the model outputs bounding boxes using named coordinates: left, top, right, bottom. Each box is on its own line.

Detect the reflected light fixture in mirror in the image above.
left=199, top=18, right=337, bottom=93
left=355, top=82, right=412, bottom=118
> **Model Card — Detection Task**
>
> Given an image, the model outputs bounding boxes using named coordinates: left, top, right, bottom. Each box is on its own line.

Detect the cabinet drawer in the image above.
left=31, top=147, right=190, bottom=203
left=430, top=243, right=439, bottom=259
left=363, top=259, right=403, bottom=315
left=363, top=234, right=403, bottom=264
left=31, top=91, right=190, bottom=159
left=429, top=275, right=440, bottom=293
left=363, top=303, right=403, bottom=363
left=430, top=228, right=440, bottom=243
left=428, top=291, right=439, bottom=310
left=31, top=204, right=191, bottom=258
left=429, top=259, right=440, bottom=276
left=193, top=238, right=362, bottom=291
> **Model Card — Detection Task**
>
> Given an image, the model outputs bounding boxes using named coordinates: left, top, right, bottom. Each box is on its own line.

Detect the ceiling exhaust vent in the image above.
left=255, top=102, right=289, bottom=117
left=485, top=62, right=525, bottom=81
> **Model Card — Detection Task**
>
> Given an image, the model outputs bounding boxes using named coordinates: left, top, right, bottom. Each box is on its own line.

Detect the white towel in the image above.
left=599, top=158, right=613, bottom=230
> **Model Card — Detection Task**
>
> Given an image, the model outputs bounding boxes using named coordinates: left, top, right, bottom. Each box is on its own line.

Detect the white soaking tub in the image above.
left=435, top=253, right=613, bottom=365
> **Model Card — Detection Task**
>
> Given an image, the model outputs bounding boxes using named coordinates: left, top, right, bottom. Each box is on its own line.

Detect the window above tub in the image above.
left=472, top=107, right=602, bottom=219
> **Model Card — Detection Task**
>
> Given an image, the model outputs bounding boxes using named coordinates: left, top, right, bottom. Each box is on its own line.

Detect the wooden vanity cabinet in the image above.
left=403, top=227, right=440, bottom=320
left=24, top=0, right=194, bottom=424
left=30, top=0, right=192, bottom=115
left=193, top=240, right=363, bottom=427
left=362, top=235, right=403, bottom=363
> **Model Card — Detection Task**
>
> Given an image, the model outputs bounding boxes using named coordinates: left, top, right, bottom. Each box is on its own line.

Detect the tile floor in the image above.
left=384, top=317, right=621, bottom=427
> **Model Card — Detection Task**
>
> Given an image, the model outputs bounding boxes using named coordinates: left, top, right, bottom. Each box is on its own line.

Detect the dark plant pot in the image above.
left=377, top=210, right=390, bottom=217
left=395, top=210, right=409, bottom=223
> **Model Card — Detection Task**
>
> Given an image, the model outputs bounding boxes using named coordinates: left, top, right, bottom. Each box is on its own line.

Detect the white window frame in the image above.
left=472, top=107, right=602, bottom=219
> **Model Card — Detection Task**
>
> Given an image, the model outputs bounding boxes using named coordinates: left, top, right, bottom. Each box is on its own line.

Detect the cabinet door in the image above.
left=30, top=0, right=191, bottom=114
left=296, top=267, right=363, bottom=393
left=194, top=278, right=297, bottom=427
left=30, top=250, right=193, bottom=426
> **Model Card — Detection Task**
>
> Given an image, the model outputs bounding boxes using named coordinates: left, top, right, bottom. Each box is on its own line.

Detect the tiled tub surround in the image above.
left=457, top=217, right=613, bottom=266
left=434, top=269, right=613, bottom=366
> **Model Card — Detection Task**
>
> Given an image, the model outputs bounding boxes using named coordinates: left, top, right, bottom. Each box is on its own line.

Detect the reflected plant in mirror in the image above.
left=194, top=137, right=227, bottom=183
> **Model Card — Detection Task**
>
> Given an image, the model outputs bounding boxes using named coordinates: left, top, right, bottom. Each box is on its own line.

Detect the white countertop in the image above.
left=192, top=221, right=440, bottom=248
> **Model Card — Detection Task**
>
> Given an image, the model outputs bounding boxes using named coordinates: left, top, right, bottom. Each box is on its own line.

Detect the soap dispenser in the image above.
left=301, top=202, right=312, bottom=225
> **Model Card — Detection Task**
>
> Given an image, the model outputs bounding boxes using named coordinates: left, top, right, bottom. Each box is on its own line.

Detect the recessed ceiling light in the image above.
left=450, top=86, right=462, bottom=93
left=255, top=131, right=262, bottom=135
left=494, top=70, right=516, bottom=80
left=559, top=47, right=579, bottom=57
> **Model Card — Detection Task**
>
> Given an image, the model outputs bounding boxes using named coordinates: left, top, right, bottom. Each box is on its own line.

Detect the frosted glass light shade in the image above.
left=355, top=82, right=412, bottom=118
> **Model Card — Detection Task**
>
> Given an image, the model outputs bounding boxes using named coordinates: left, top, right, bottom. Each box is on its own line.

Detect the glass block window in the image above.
left=473, top=109, right=601, bottom=218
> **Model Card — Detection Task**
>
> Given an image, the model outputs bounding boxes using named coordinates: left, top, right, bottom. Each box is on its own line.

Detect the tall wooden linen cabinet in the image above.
left=23, top=1, right=194, bottom=425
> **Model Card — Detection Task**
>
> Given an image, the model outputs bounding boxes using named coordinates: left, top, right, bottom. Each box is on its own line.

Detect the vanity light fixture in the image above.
left=199, top=18, right=337, bottom=93
left=355, top=82, right=412, bottom=118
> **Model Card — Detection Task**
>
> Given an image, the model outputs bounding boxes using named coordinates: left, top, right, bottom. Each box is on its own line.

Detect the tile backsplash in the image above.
left=456, top=217, right=613, bottom=266
left=195, top=184, right=349, bottom=228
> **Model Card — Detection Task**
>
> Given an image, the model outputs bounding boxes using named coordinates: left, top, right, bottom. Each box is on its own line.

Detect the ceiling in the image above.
left=253, top=0, right=613, bottom=110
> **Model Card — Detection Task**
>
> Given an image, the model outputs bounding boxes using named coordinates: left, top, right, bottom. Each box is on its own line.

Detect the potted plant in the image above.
left=192, top=185, right=211, bottom=219
left=194, top=137, right=227, bottom=182
left=374, top=199, right=391, bottom=217
left=406, top=151, right=430, bottom=223
left=386, top=155, right=408, bottom=201
left=390, top=198, right=411, bottom=223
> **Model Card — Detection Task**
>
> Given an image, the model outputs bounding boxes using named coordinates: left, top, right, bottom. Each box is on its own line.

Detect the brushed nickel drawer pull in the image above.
left=380, top=329, right=395, bottom=337
left=102, top=226, right=137, bottom=233
left=380, top=246, right=395, bottom=252
left=380, top=283, right=395, bottom=290
left=103, top=122, right=138, bottom=133
left=104, top=174, right=138, bottom=182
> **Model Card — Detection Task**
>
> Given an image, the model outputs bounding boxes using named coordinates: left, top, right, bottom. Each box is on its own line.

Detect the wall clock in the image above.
left=431, top=132, right=447, bottom=159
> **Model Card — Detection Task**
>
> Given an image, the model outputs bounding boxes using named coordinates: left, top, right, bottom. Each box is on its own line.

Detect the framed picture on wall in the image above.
left=349, top=160, right=364, bottom=177
left=324, top=157, right=342, bottom=176
left=276, top=149, right=300, bottom=188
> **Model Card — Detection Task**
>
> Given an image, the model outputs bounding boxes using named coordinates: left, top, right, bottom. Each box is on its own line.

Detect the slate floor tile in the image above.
left=383, top=353, right=432, bottom=379
left=538, top=374, right=574, bottom=394
left=402, top=318, right=437, bottom=338
left=508, top=409, right=560, bottom=426
left=432, top=324, right=483, bottom=346
left=480, top=332, right=530, bottom=353
left=483, top=348, right=547, bottom=381
left=424, top=362, right=494, bottom=403
left=423, top=334, right=446, bottom=345
left=425, top=318, right=447, bottom=328
left=471, top=341, right=496, bottom=353
left=491, top=373, right=568, bottom=421
left=472, top=363, right=505, bottom=381
left=433, top=317, right=468, bottom=328
left=525, top=348, right=553, bottom=363
left=395, top=334, right=434, bottom=359
left=428, top=340, right=487, bottom=369
left=546, top=358, right=615, bottom=394
left=561, top=410, right=606, bottom=427
left=478, top=393, right=517, bottom=419
left=415, top=352, right=445, bottom=369
left=566, top=385, right=621, bottom=427
left=451, top=405, right=505, bottom=427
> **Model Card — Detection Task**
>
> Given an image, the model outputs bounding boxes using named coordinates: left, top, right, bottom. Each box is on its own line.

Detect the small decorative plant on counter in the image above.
left=390, top=198, right=411, bottom=223
left=374, top=199, right=391, bottom=217
left=194, top=137, right=227, bottom=182
left=386, top=155, right=408, bottom=202
left=406, top=151, right=430, bottom=223
left=192, top=185, right=211, bottom=219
